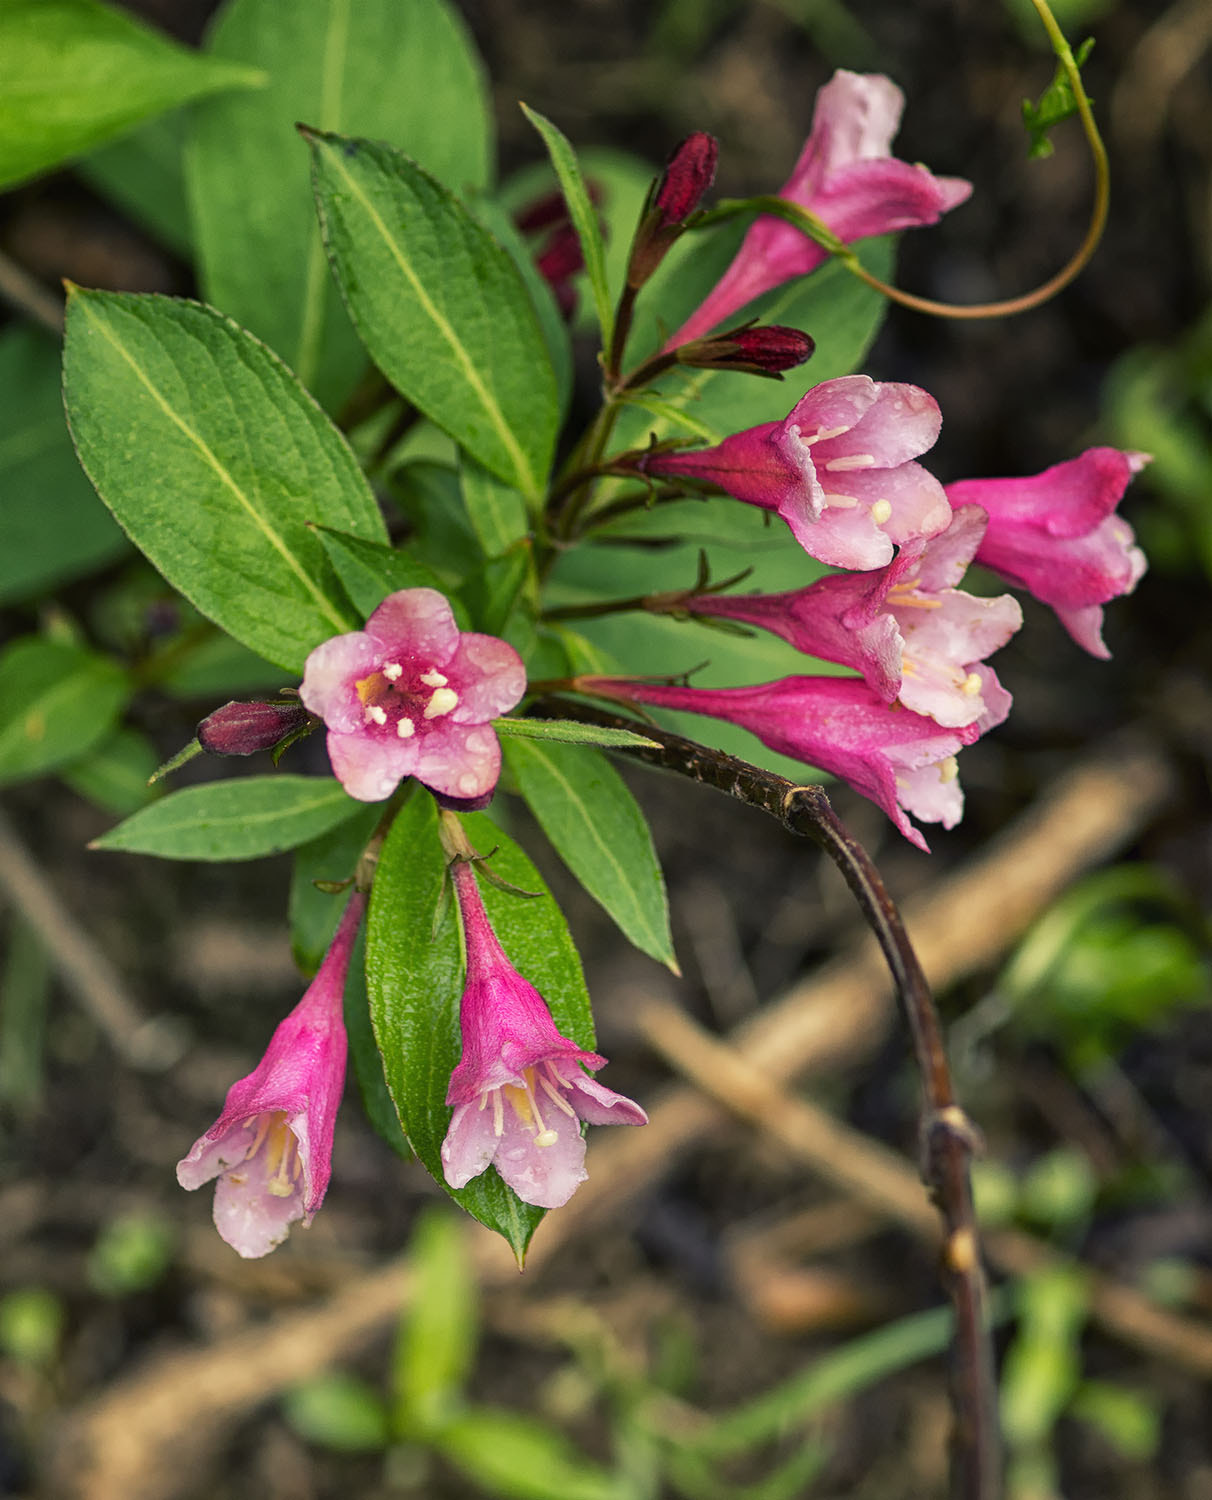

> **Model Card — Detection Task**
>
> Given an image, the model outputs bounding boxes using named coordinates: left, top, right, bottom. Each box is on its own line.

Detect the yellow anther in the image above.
left=870, top=499, right=893, bottom=526
left=424, top=687, right=459, bottom=719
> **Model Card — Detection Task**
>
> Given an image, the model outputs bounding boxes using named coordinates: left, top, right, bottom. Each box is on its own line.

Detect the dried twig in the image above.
left=638, top=997, right=1212, bottom=1379
left=530, top=698, right=999, bottom=1499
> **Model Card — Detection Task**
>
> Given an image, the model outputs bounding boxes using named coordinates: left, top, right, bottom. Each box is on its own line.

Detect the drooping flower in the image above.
left=441, top=858, right=646, bottom=1209
left=687, top=506, right=1022, bottom=727
left=579, top=673, right=1009, bottom=852
left=668, top=70, right=972, bottom=348
left=945, top=448, right=1149, bottom=658
left=176, top=891, right=365, bottom=1258
left=300, top=588, right=526, bottom=803
left=630, top=375, right=951, bottom=570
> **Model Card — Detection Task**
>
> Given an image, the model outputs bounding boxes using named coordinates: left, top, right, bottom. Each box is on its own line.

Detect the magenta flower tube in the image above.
left=176, top=891, right=365, bottom=1258
left=441, top=861, right=646, bottom=1209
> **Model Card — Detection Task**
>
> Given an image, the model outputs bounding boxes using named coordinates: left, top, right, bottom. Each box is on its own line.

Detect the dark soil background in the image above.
left=2, top=2, right=1211, bottom=1498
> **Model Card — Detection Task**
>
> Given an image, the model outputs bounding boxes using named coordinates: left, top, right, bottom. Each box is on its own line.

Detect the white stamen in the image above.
left=821, top=491, right=859, bottom=509
left=870, top=499, right=893, bottom=525
left=960, top=672, right=982, bottom=697
left=801, top=423, right=849, bottom=445
left=424, top=687, right=459, bottom=719
left=420, top=669, right=448, bottom=687
left=382, top=662, right=403, bottom=681
left=537, top=1070, right=578, bottom=1119
left=825, top=453, right=875, bottom=471
left=938, top=756, right=959, bottom=783
left=366, top=704, right=388, bottom=726
left=396, top=716, right=416, bottom=739
left=491, top=1090, right=504, bottom=1137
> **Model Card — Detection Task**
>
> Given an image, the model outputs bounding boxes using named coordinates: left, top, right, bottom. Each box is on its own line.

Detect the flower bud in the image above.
left=675, top=323, right=815, bottom=378
left=654, top=131, right=718, bottom=226
left=197, top=700, right=312, bottom=756
left=626, top=131, right=718, bottom=290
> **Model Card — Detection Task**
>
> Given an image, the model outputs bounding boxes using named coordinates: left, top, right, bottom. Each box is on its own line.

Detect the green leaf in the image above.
left=435, top=1407, right=625, bottom=1500
left=0, top=638, right=127, bottom=787
left=468, top=194, right=573, bottom=419
left=366, top=796, right=594, bottom=1259
left=61, top=726, right=161, bottom=815
left=91, top=775, right=362, bottom=860
left=310, top=525, right=454, bottom=623
left=393, top=1208, right=478, bottom=1435
left=1022, top=37, right=1095, bottom=160
left=461, top=457, right=531, bottom=558
left=343, top=926, right=412, bottom=1160
left=63, top=289, right=387, bottom=672
left=307, top=130, right=558, bottom=499
left=283, top=1373, right=391, bottom=1453
left=494, top=718, right=659, bottom=751
left=504, top=740, right=675, bottom=969
left=0, top=0, right=263, bottom=190
left=0, top=325, right=127, bottom=605
left=389, top=461, right=482, bottom=589
left=518, top=104, right=613, bottom=348
left=186, top=0, right=491, bottom=410
left=78, top=113, right=192, bottom=258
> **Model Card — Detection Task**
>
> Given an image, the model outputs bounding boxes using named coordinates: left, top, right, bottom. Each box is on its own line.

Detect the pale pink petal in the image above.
left=366, top=587, right=459, bottom=662
left=915, top=505, right=987, bottom=590
left=791, top=71, right=905, bottom=183
left=896, top=756, right=965, bottom=832
left=211, top=1141, right=307, bottom=1258
left=440, top=1099, right=502, bottom=1189
left=812, top=382, right=941, bottom=469
left=446, top=634, right=528, bottom=723
left=412, top=722, right=501, bottom=802
left=811, top=158, right=973, bottom=243
left=327, top=728, right=418, bottom=802
left=559, top=1067, right=650, bottom=1127
left=784, top=375, right=878, bottom=444
left=491, top=1105, right=588, bottom=1209
left=299, top=632, right=382, bottom=732
left=785, top=499, right=895, bottom=570
left=1055, top=603, right=1110, bottom=658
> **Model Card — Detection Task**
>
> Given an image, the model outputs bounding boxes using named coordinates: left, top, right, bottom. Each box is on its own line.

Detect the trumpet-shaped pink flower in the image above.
left=945, top=448, right=1148, bottom=658
left=176, top=891, right=365, bottom=1258
left=582, top=673, right=1009, bottom=852
left=635, top=375, right=951, bottom=570
left=669, top=71, right=971, bottom=347
left=441, top=861, right=646, bottom=1209
left=300, top=588, right=526, bottom=802
left=689, top=506, right=1022, bottom=727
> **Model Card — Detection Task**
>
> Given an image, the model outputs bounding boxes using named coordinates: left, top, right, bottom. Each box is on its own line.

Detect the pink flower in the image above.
left=176, top=891, right=365, bottom=1258
left=669, top=71, right=972, bottom=347
left=581, top=673, right=1010, bottom=852
left=689, top=506, right=1022, bottom=727
left=300, top=588, right=526, bottom=802
left=441, top=861, right=646, bottom=1209
left=634, top=375, right=951, bottom=570
left=945, top=448, right=1149, bottom=658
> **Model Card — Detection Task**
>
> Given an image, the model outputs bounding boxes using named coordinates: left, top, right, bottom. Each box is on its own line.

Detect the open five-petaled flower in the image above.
left=300, top=588, right=526, bottom=803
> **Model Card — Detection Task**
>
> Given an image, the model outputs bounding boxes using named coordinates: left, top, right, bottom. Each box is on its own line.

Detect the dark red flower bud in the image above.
left=675, top=323, right=815, bottom=378
left=655, top=132, right=718, bottom=226
left=197, top=700, right=313, bottom=756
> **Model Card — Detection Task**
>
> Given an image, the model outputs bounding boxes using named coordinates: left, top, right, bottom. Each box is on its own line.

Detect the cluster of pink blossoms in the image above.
left=178, top=69, right=1148, bottom=1256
